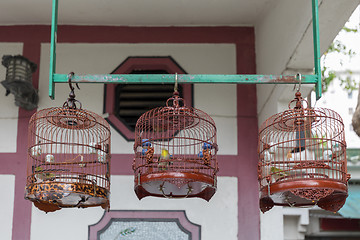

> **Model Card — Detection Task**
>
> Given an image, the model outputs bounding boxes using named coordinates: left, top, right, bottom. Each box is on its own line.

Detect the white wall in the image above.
left=30, top=176, right=238, bottom=240
left=39, top=43, right=238, bottom=155
left=260, top=206, right=284, bottom=240
left=0, top=175, right=15, bottom=240
left=0, top=43, right=22, bottom=153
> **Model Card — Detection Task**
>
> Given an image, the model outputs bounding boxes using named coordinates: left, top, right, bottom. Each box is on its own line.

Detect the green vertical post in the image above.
left=49, top=0, right=58, bottom=99
left=312, top=0, right=322, bottom=100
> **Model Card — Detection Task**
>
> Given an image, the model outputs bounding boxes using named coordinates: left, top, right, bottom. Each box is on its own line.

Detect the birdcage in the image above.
left=133, top=90, right=218, bottom=200
left=258, top=91, right=350, bottom=213
left=25, top=75, right=111, bottom=213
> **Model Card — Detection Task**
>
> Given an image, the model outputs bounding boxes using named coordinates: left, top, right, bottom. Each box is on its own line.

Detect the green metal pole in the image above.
left=47, top=0, right=322, bottom=98
left=312, top=0, right=322, bottom=100
left=52, top=73, right=319, bottom=85
left=49, top=0, right=58, bottom=99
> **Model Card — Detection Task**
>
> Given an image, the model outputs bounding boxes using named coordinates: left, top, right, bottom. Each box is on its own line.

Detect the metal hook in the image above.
left=295, top=73, right=302, bottom=92
left=174, top=73, right=178, bottom=93
left=67, top=72, right=80, bottom=92
left=64, top=72, right=82, bottom=109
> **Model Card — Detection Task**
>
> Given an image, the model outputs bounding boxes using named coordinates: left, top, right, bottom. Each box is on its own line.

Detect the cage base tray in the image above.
left=135, top=171, right=216, bottom=201
left=260, top=179, right=347, bottom=212
left=25, top=182, right=109, bottom=212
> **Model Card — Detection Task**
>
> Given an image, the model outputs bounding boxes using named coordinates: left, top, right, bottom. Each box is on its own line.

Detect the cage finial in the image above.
left=295, top=73, right=302, bottom=92
left=174, top=73, right=178, bottom=94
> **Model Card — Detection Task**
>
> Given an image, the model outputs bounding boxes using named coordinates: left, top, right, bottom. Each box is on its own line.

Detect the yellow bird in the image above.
left=270, top=166, right=288, bottom=181
left=158, top=149, right=172, bottom=170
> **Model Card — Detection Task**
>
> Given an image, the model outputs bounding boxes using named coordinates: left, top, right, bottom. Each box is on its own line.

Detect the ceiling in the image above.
left=0, top=0, right=275, bottom=26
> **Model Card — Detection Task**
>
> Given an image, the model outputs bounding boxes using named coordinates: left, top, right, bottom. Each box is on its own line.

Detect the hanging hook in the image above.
left=174, top=73, right=178, bottom=93
left=67, top=72, right=80, bottom=92
left=64, top=72, right=82, bottom=109
left=295, top=73, right=302, bottom=92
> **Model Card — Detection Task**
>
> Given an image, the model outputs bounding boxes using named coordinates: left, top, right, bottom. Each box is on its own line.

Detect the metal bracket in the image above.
left=49, top=0, right=322, bottom=100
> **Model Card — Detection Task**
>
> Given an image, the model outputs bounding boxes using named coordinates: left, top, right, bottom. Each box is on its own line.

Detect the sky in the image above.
left=315, top=5, right=360, bottom=149
left=323, top=5, right=360, bottom=72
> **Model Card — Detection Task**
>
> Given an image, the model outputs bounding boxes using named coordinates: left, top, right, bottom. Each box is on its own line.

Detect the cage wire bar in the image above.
left=48, top=0, right=322, bottom=100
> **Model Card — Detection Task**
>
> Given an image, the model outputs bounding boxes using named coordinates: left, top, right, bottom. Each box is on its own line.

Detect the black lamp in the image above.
left=1, top=55, right=38, bottom=110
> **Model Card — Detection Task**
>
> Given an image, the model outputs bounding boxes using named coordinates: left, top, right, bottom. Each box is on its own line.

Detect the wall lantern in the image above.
left=258, top=90, right=350, bottom=213
left=1, top=55, right=38, bottom=110
left=133, top=80, right=218, bottom=201
left=25, top=73, right=111, bottom=213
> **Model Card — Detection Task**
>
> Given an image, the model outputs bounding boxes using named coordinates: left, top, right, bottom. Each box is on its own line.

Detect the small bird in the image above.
left=145, top=147, right=155, bottom=164
left=35, top=167, right=55, bottom=181
left=141, top=139, right=154, bottom=164
left=270, top=166, right=288, bottom=181
left=158, top=149, right=172, bottom=170
left=323, top=149, right=333, bottom=160
left=313, top=133, right=328, bottom=149
left=142, top=139, right=151, bottom=148
left=142, top=148, right=148, bottom=156
left=202, top=149, right=211, bottom=165
left=202, top=142, right=213, bottom=150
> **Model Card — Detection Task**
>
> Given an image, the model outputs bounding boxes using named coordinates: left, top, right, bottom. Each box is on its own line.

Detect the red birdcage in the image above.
left=133, top=90, right=218, bottom=200
left=258, top=91, right=350, bottom=213
left=25, top=74, right=111, bottom=213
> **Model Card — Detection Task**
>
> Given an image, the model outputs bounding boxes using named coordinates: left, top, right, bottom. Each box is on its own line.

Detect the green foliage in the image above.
left=321, top=66, right=336, bottom=93
left=322, top=26, right=358, bottom=93
left=340, top=72, right=358, bottom=92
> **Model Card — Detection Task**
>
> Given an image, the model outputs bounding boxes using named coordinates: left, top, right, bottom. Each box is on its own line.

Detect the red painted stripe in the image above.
left=9, top=42, right=41, bottom=240
left=235, top=26, right=259, bottom=239
left=0, top=25, right=253, bottom=44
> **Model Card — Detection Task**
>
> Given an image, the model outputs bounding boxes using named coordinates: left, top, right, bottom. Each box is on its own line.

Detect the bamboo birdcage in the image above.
left=133, top=90, right=218, bottom=200
left=25, top=76, right=111, bottom=213
left=258, top=91, right=350, bottom=213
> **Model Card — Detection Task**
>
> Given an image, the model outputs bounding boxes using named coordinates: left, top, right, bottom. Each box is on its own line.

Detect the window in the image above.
left=104, top=57, right=192, bottom=141
left=114, top=70, right=183, bottom=132
left=88, top=210, right=201, bottom=240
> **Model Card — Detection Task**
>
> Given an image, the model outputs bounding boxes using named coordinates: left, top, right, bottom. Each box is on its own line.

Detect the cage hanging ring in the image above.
left=67, top=72, right=80, bottom=92
left=174, top=73, right=178, bottom=93
left=296, top=73, right=302, bottom=92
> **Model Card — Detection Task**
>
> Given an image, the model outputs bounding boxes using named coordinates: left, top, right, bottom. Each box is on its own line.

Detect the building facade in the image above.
left=0, top=1, right=358, bottom=240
